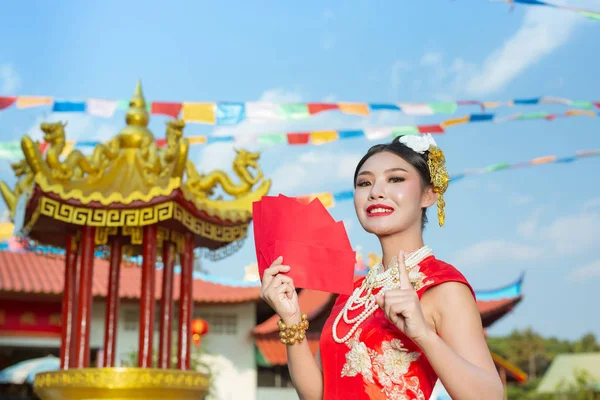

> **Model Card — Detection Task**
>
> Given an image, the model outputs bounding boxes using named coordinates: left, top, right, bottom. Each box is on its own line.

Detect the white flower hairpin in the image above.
left=398, top=133, right=437, bottom=154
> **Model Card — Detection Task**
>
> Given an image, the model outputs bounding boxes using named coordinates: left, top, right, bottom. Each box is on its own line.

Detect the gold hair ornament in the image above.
left=427, top=146, right=450, bottom=226
left=397, top=134, right=450, bottom=227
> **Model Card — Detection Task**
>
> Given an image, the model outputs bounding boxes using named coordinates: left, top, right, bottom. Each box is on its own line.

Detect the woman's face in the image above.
left=354, top=151, right=435, bottom=237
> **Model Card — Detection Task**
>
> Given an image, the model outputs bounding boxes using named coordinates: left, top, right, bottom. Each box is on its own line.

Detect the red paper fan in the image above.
left=252, top=195, right=356, bottom=295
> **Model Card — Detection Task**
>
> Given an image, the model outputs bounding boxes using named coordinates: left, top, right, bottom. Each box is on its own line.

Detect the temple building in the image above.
left=0, top=249, right=526, bottom=400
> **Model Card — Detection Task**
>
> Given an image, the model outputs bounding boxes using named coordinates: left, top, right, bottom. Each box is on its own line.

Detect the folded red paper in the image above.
left=252, top=195, right=356, bottom=296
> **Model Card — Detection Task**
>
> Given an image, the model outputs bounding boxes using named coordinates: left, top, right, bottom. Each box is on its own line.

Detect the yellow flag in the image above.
left=441, top=116, right=469, bottom=128
left=182, top=103, right=216, bottom=124
left=338, top=103, right=369, bottom=116
left=311, top=131, right=338, bottom=145
left=16, top=96, right=53, bottom=109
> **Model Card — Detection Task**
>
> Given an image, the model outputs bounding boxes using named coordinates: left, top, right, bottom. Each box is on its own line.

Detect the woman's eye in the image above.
left=389, top=176, right=405, bottom=183
left=356, top=181, right=371, bottom=187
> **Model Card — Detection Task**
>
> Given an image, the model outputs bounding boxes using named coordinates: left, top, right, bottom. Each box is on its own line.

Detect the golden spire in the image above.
left=117, top=80, right=154, bottom=148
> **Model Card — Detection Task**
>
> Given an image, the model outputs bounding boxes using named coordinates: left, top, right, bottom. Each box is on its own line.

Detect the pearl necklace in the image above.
left=331, top=245, right=434, bottom=344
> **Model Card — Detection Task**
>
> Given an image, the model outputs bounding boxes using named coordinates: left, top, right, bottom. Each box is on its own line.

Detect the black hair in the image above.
left=353, top=136, right=431, bottom=229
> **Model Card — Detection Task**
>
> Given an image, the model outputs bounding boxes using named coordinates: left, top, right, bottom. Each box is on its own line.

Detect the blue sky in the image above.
left=1, top=0, right=599, bottom=340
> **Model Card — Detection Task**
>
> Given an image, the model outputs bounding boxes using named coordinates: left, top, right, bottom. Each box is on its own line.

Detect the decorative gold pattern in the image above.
left=122, top=226, right=143, bottom=245
left=341, top=329, right=425, bottom=400
left=34, top=368, right=209, bottom=400
left=427, top=146, right=449, bottom=227
left=170, top=230, right=185, bottom=253
left=95, top=226, right=118, bottom=245
left=36, top=196, right=247, bottom=243
left=156, top=227, right=170, bottom=244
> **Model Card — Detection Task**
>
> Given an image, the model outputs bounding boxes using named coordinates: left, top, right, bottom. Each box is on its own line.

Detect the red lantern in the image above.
left=192, top=318, right=209, bottom=347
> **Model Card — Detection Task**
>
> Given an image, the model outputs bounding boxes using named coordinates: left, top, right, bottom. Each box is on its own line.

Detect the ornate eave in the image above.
left=20, top=185, right=253, bottom=253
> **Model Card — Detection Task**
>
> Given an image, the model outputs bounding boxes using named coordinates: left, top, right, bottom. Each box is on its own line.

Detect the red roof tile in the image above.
left=0, top=250, right=261, bottom=304
left=253, top=289, right=332, bottom=335
left=256, top=333, right=321, bottom=366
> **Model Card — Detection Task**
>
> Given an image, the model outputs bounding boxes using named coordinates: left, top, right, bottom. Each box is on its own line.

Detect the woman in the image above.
left=260, top=135, right=504, bottom=400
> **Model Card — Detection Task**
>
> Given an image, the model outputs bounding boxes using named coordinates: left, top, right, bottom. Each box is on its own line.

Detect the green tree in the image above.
left=505, top=328, right=547, bottom=380
left=573, top=333, right=600, bottom=354
left=555, top=369, right=600, bottom=400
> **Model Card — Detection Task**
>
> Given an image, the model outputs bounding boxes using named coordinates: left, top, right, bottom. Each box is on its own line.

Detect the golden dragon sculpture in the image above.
left=0, top=160, right=35, bottom=217
left=185, top=148, right=265, bottom=198
left=20, top=121, right=120, bottom=182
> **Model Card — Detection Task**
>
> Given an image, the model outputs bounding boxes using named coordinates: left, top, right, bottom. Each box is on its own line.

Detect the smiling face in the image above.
left=354, top=150, right=436, bottom=237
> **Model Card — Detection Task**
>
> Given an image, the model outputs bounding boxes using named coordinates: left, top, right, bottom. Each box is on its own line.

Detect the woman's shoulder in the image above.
left=416, top=256, right=475, bottom=299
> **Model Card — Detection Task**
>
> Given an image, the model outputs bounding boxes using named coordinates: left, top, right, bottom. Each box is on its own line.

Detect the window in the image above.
left=257, top=366, right=294, bottom=388
left=124, top=309, right=238, bottom=335
left=124, top=310, right=138, bottom=331
left=193, top=312, right=237, bottom=335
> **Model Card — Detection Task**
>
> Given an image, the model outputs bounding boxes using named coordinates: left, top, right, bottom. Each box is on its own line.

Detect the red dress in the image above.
left=320, top=256, right=475, bottom=400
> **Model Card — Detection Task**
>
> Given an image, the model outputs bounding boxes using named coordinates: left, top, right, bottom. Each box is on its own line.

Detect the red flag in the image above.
left=308, top=103, right=339, bottom=115
left=417, top=124, right=444, bottom=134
left=151, top=102, right=182, bottom=118
left=0, top=97, right=17, bottom=111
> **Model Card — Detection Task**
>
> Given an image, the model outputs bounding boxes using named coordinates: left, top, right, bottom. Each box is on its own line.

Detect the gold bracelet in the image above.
left=278, top=313, right=309, bottom=345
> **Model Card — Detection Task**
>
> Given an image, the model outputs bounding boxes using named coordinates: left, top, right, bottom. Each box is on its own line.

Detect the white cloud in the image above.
left=193, top=142, right=238, bottom=174
left=464, top=7, right=582, bottom=96
left=270, top=150, right=362, bottom=194
left=569, top=259, right=600, bottom=281
left=583, top=197, right=600, bottom=212
left=543, top=212, right=600, bottom=256
left=420, top=52, right=442, bottom=67
left=454, top=203, right=600, bottom=268
left=517, top=207, right=544, bottom=239
left=453, top=239, right=546, bottom=268
left=0, top=64, right=21, bottom=94
left=411, top=4, right=594, bottom=98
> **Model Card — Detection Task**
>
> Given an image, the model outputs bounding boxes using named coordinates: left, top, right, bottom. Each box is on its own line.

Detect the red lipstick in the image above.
left=366, top=204, right=394, bottom=217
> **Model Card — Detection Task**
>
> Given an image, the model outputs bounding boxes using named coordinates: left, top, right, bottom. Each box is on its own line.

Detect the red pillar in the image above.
left=74, top=226, right=96, bottom=368
left=177, top=233, right=194, bottom=370
left=138, top=225, right=157, bottom=368
left=102, top=237, right=122, bottom=367
left=59, top=234, right=78, bottom=370
left=158, top=242, right=175, bottom=369
left=69, top=241, right=81, bottom=368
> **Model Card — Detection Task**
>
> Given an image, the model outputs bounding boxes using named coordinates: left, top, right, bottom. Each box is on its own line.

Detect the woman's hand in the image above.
left=375, top=250, right=434, bottom=344
left=260, top=256, right=301, bottom=323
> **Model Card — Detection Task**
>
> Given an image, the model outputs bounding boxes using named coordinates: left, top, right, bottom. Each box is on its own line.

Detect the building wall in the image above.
left=102, top=300, right=258, bottom=400
left=257, top=388, right=299, bottom=400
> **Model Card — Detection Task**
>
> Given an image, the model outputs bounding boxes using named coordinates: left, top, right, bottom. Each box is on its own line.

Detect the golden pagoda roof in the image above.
left=0, top=82, right=271, bottom=250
